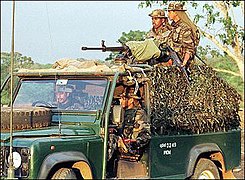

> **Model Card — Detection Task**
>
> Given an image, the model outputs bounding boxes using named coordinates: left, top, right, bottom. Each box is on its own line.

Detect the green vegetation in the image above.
left=1, top=52, right=52, bottom=84
left=118, top=30, right=147, bottom=43
left=1, top=52, right=52, bottom=105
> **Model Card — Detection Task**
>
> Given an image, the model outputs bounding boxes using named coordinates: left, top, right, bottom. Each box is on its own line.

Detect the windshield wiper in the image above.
left=35, top=105, right=58, bottom=109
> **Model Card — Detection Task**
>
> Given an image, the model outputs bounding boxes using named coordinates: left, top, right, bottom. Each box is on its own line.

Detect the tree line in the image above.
left=0, top=52, right=52, bottom=104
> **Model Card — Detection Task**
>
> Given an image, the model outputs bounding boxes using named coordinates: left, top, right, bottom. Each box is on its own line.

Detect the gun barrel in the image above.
left=81, top=46, right=124, bottom=52
left=81, top=47, right=105, bottom=51
left=81, top=40, right=126, bottom=52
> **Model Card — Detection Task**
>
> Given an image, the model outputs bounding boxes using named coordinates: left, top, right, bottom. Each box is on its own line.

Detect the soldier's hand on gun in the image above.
left=181, top=60, right=187, bottom=67
left=182, top=52, right=191, bottom=67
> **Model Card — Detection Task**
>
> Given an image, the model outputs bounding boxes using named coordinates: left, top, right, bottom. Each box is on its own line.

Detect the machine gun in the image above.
left=82, top=41, right=190, bottom=84
left=81, top=40, right=127, bottom=52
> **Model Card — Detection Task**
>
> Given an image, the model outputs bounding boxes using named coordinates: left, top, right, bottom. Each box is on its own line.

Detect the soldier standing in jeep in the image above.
left=167, top=2, right=200, bottom=68
left=147, top=9, right=171, bottom=45
left=120, top=86, right=141, bottom=110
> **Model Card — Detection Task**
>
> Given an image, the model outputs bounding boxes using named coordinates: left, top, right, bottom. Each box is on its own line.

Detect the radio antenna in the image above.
left=7, top=0, right=16, bottom=178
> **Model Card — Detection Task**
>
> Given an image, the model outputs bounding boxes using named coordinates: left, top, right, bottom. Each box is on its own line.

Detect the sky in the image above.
left=1, top=1, right=244, bottom=64
left=1, top=1, right=161, bottom=64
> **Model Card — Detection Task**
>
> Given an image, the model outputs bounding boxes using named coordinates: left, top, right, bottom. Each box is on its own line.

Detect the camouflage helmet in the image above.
left=56, top=85, right=73, bottom=93
left=168, top=2, right=186, bottom=11
left=149, top=9, right=167, bottom=18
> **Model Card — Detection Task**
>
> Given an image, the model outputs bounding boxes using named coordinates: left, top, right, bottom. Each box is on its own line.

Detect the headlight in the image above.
left=1, top=147, right=30, bottom=178
left=8, top=151, right=22, bottom=169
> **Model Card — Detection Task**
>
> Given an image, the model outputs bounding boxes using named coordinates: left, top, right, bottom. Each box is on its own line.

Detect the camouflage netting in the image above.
left=147, top=65, right=241, bottom=135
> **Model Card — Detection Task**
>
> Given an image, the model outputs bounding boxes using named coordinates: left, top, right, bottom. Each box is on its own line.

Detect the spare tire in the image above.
left=1, top=107, right=51, bottom=131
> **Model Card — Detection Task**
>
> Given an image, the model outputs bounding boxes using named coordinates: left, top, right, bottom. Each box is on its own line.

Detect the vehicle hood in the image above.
left=0, top=125, right=96, bottom=143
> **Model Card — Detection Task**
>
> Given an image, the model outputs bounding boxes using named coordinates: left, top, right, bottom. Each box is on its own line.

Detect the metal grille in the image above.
left=0, top=146, right=3, bottom=177
left=0, top=147, right=30, bottom=178
left=0, top=146, right=7, bottom=177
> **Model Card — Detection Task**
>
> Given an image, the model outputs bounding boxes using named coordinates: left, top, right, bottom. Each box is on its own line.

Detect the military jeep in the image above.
left=0, top=59, right=241, bottom=179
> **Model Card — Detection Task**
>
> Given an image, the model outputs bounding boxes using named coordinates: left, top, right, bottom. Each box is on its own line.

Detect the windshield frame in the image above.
left=13, top=77, right=109, bottom=114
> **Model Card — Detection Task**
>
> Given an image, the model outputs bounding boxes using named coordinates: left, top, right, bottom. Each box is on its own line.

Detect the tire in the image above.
left=51, top=168, right=77, bottom=179
left=191, top=158, right=220, bottom=179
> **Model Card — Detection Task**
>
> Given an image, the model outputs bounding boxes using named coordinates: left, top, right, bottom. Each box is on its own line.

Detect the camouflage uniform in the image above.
left=168, top=20, right=195, bottom=60
left=146, top=24, right=171, bottom=46
left=167, top=2, right=197, bottom=67
left=146, top=9, right=171, bottom=46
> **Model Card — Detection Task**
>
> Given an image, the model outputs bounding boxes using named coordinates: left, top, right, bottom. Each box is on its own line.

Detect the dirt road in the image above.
left=233, top=109, right=244, bottom=179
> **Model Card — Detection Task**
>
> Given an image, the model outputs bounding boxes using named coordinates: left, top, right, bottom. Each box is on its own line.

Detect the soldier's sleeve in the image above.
left=156, top=30, right=171, bottom=45
left=180, top=26, right=195, bottom=58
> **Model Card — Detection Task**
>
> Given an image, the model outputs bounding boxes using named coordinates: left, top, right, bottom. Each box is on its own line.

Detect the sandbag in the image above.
left=126, top=39, right=161, bottom=62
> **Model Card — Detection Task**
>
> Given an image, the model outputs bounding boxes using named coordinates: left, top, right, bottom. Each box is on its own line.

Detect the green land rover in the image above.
left=0, top=59, right=241, bottom=179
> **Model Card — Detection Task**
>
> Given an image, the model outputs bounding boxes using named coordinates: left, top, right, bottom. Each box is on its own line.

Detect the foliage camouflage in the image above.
left=147, top=65, right=241, bottom=135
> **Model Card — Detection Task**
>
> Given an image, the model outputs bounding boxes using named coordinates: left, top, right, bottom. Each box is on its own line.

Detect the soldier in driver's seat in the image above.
left=55, top=86, right=83, bottom=110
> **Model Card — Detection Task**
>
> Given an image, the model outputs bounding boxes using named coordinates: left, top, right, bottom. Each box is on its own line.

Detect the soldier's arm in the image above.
left=120, top=95, right=128, bottom=109
left=182, top=52, right=192, bottom=67
left=180, top=27, right=195, bottom=66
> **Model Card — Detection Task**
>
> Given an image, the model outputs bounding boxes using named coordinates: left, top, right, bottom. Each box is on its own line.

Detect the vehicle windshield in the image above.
left=14, top=79, right=108, bottom=111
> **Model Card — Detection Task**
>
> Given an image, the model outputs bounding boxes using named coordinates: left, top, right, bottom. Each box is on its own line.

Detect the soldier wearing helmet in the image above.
left=55, top=85, right=83, bottom=110
left=167, top=2, right=200, bottom=69
left=146, top=9, right=171, bottom=46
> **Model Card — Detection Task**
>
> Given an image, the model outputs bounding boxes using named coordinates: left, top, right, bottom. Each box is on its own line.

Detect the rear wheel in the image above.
left=51, top=168, right=77, bottom=179
left=191, top=158, right=220, bottom=179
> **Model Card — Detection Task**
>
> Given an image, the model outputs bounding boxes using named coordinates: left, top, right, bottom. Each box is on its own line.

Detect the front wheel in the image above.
left=191, top=158, right=220, bottom=179
left=51, top=168, right=77, bottom=179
